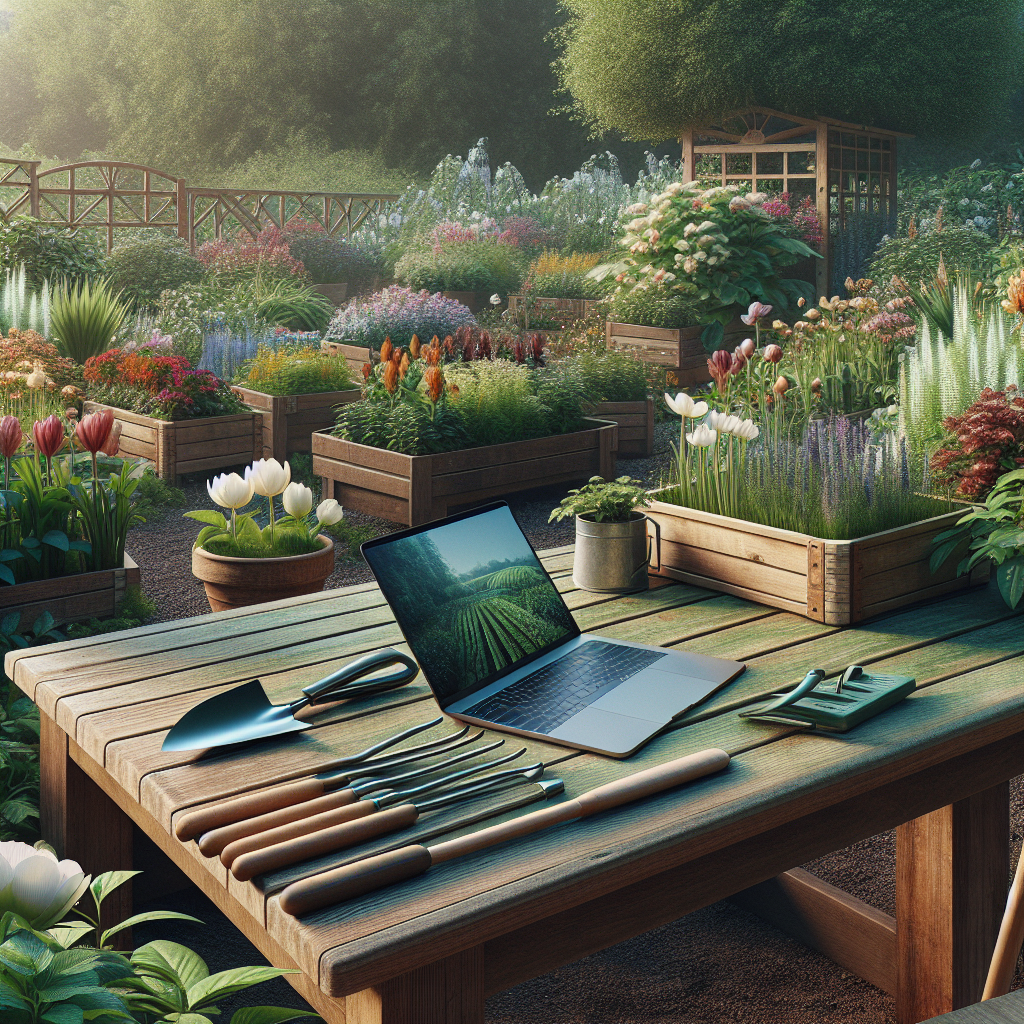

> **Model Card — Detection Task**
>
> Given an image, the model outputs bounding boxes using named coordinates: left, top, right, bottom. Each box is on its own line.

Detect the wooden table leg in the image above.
left=40, top=714, right=133, bottom=943
left=345, top=947, right=484, bottom=1024
left=896, top=782, right=1009, bottom=1024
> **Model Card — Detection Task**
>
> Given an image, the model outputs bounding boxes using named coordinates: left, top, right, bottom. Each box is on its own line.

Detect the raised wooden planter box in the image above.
left=592, top=398, right=654, bottom=458
left=313, top=418, right=618, bottom=527
left=606, top=318, right=749, bottom=389
left=83, top=402, right=262, bottom=484
left=508, top=295, right=601, bottom=327
left=0, top=555, right=140, bottom=631
left=231, top=386, right=362, bottom=462
left=645, top=495, right=990, bottom=626
left=322, top=341, right=372, bottom=378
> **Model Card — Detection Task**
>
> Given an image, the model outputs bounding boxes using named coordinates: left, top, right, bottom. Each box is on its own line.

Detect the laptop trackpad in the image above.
left=549, top=705, right=660, bottom=758
left=590, top=669, right=720, bottom=722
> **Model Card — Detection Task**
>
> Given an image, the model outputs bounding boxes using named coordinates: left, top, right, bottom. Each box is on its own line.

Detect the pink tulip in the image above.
left=75, top=410, right=114, bottom=454
left=739, top=338, right=755, bottom=359
left=741, top=301, right=773, bottom=326
left=32, top=415, right=65, bottom=459
left=0, top=416, right=22, bottom=460
left=99, top=421, right=122, bottom=457
left=763, top=344, right=783, bottom=364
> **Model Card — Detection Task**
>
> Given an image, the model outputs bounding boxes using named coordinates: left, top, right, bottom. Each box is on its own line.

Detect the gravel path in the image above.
left=126, top=430, right=1023, bottom=1022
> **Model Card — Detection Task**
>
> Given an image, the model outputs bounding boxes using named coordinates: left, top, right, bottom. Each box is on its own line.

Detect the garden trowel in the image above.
left=162, top=648, right=420, bottom=752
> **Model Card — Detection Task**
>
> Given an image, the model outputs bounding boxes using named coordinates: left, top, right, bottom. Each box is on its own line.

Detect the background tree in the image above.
left=555, top=0, right=1024, bottom=145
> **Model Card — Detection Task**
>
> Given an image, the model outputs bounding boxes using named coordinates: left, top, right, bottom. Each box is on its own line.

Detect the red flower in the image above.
left=76, top=409, right=114, bottom=454
left=32, top=414, right=65, bottom=458
left=0, top=415, right=22, bottom=459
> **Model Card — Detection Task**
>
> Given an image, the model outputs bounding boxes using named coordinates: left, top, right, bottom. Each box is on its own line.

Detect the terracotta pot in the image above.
left=191, top=535, right=336, bottom=612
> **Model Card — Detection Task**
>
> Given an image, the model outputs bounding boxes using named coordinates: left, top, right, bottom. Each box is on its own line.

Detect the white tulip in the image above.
left=0, top=841, right=89, bottom=929
left=316, top=498, right=344, bottom=527
left=686, top=424, right=718, bottom=447
left=245, top=458, right=291, bottom=497
left=731, top=418, right=760, bottom=441
left=664, top=392, right=709, bottom=419
left=207, top=472, right=254, bottom=510
left=282, top=482, right=313, bottom=519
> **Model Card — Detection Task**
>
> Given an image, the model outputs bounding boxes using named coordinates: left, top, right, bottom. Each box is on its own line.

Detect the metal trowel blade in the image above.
left=162, top=679, right=308, bottom=752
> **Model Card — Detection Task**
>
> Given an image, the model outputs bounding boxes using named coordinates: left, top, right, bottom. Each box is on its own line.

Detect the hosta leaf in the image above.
left=230, top=1009, right=320, bottom=1024
left=996, top=556, right=1024, bottom=610
left=187, top=966, right=291, bottom=1009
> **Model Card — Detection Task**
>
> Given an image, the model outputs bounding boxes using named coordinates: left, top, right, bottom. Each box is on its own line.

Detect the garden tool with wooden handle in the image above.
left=231, top=759, right=550, bottom=881
left=278, top=747, right=730, bottom=916
left=983, top=835, right=1024, bottom=999
left=174, top=717, right=479, bottom=840
left=197, top=731, right=501, bottom=857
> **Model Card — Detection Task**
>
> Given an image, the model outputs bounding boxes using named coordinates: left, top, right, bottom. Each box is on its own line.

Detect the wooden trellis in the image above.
left=680, top=108, right=910, bottom=296
left=0, top=157, right=398, bottom=252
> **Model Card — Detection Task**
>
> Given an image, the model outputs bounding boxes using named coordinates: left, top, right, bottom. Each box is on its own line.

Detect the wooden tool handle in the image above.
left=983, top=836, right=1024, bottom=999
left=198, top=788, right=358, bottom=857
left=175, top=777, right=326, bottom=841
left=221, top=798, right=376, bottom=867
left=575, top=748, right=730, bottom=816
left=429, top=747, right=730, bottom=865
left=231, top=801, right=393, bottom=881
left=279, top=844, right=432, bottom=917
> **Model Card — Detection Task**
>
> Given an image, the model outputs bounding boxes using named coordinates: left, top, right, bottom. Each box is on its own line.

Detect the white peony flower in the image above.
left=316, top=498, right=344, bottom=527
left=731, top=419, right=760, bottom=441
left=664, top=393, right=709, bottom=419
left=0, top=842, right=89, bottom=929
left=245, top=458, right=291, bottom=498
left=282, top=481, right=313, bottom=519
left=207, top=472, right=254, bottom=510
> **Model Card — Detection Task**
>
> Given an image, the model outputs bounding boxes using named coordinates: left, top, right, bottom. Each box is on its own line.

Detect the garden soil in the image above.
left=126, top=425, right=1024, bottom=1022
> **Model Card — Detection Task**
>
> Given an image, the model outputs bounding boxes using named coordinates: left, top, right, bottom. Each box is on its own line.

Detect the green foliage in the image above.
left=555, top=0, right=1024, bottom=144
left=550, top=474, right=650, bottom=523
left=200, top=526, right=324, bottom=559
left=898, top=302, right=1021, bottom=452
left=333, top=398, right=472, bottom=456
left=603, top=283, right=701, bottom=329
left=129, top=471, right=186, bottom=522
left=48, top=278, right=129, bottom=364
left=0, top=217, right=103, bottom=288
left=931, top=467, right=1024, bottom=610
left=869, top=227, right=1001, bottom=287
left=394, top=240, right=527, bottom=296
left=65, top=586, right=157, bottom=640
left=249, top=279, right=332, bottom=333
left=67, top=461, right=146, bottom=572
left=830, top=209, right=894, bottom=296
left=236, top=345, right=353, bottom=396
left=569, top=350, right=648, bottom=402
left=0, top=267, right=50, bottom=337
left=104, top=230, right=204, bottom=311
left=282, top=228, right=386, bottom=289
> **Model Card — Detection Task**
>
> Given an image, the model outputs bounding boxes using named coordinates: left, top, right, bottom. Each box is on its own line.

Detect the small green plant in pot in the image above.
left=550, top=475, right=652, bottom=593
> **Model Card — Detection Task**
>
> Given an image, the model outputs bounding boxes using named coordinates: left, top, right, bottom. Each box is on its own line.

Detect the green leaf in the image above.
left=185, top=510, right=228, bottom=528
left=230, top=1009, right=321, bottom=1024
left=0, top=611, right=20, bottom=634
left=90, top=871, right=141, bottom=911
left=0, top=565, right=13, bottom=586
left=132, top=940, right=209, bottom=991
left=46, top=921, right=95, bottom=950
left=41, top=530, right=70, bottom=552
left=40, top=1005, right=83, bottom=1024
left=996, top=556, right=1024, bottom=610
left=0, top=930, right=54, bottom=974
left=187, top=967, right=293, bottom=1010
left=101, top=911, right=202, bottom=946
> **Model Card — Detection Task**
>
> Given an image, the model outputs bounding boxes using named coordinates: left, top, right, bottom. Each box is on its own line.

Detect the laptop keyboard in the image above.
left=462, top=642, right=665, bottom=734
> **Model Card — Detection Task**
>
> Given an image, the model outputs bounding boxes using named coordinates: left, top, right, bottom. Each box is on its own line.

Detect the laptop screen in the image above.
left=362, top=504, right=579, bottom=704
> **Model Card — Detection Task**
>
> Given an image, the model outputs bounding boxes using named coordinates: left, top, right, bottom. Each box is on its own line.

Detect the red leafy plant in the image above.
left=931, top=387, right=1024, bottom=499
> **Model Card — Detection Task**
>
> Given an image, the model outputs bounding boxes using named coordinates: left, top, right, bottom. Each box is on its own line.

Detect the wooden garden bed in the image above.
left=322, top=341, right=372, bottom=378
left=592, top=398, right=654, bottom=458
left=313, top=418, right=618, bottom=526
left=0, top=554, right=140, bottom=630
left=508, top=295, right=601, bottom=328
left=230, top=386, right=362, bottom=462
left=83, top=402, right=262, bottom=484
left=645, top=495, right=989, bottom=626
left=606, top=318, right=749, bottom=389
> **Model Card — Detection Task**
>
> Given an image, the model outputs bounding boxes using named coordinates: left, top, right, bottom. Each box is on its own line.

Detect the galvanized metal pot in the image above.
left=573, top=513, right=649, bottom=594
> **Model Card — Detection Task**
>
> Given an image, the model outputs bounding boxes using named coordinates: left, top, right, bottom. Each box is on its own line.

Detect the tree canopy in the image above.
left=555, top=0, right=1024, bottom=142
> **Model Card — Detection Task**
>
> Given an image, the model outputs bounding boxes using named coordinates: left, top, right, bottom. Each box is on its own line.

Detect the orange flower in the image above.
left=380, top=337, right=393, bottom=364
left=424, top=366, right=443, bottom=402
left=399, top=352, right=410, bottom=378
left=409, top=334, right=421, bottom=359
left=1002, top=271, right=1024, bottom=318
left=383, top=360, right=399, bottom=394
left=773, top=375, right=790, bottom=396
left=425, top=345, right=441, bottom=366
left=391, top=346, right=403, bottom=365
left=361, top=362, right=372, bottom=381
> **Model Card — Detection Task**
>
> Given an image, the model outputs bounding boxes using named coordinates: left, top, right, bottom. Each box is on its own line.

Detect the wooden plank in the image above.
left=731, top=867, right=896, bottom=994
left=896, top=784, right=1010, bottom=1022
left=921, top=991, right=1024, bottom=1022
left=313, top=431, right=413, bottom=475
left=176, top=435, right=258, bottom=461
left=315, top=460, right=411, bottom=501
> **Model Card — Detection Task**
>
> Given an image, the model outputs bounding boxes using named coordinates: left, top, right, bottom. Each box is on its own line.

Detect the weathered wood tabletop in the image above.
left=7, top=547, right=1024, bottom=1024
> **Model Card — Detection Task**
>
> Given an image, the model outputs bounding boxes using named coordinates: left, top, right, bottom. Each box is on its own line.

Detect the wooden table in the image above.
left=8, top=547, right=1024, bottom=1024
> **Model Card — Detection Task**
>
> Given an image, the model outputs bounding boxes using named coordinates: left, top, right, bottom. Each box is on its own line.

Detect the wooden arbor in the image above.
left=679, top=108, right=910, bottom=297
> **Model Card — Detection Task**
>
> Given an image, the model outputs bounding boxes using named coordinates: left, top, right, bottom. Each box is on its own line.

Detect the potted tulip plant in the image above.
left=550, top=475, right=652, bottom=593
left=187, top=456, right=344, bottom=611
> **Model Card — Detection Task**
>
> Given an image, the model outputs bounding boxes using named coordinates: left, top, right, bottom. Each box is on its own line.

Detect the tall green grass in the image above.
left=49, top=278, right=130, bottom=363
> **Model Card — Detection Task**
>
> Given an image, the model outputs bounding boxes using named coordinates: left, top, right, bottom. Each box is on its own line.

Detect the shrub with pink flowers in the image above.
left=196, top=226, right=308, bottom=286
left=762, top=192, right=824, bottom=250
left=84, top=348, right=246, bottom=421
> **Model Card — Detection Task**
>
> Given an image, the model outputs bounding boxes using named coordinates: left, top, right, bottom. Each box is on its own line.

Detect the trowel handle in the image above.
left=301, top=649, right=419, bottom=705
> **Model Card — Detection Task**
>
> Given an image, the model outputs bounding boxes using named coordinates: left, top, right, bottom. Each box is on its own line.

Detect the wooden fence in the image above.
left=0, top=158, right=398, bottom=251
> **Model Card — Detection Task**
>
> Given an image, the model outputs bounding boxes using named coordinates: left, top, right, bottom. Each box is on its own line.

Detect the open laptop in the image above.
left=361, top=502, right=745, bottom=758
